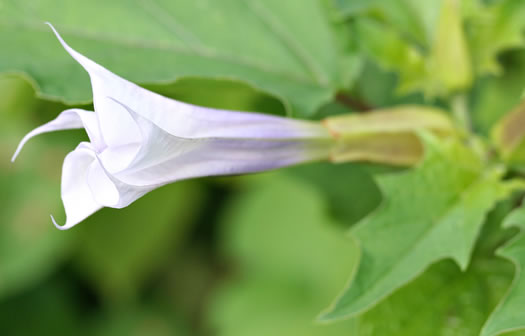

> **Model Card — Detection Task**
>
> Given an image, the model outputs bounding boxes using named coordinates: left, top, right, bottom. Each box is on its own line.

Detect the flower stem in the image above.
left=335, top=92, right=373, bottom=112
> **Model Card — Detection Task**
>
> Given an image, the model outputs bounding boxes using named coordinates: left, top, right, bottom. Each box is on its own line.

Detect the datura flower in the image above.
left=11, top=24, right=334, bottom=230
left=12, top=25, right=455, bottom=230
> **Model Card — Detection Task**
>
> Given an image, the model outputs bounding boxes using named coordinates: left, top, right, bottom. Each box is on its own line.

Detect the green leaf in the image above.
left=431, top=0, right=473, bottom=94
left=337, top=0, right=525, bottom=98
left=347, top=0, right=473, bottom=98
left=210, top=173, right=359, bottom=336
left=332, top=0, right=438, bottom=46
left=145, top=77, right=287, bottom=116
left=358, top=258, right=514, bottom=336
left=330, top=0, right=381, bottom=17
left=354, top=19, right=428, bottom=95
left=73, top=181, right=205, bottom=303
left=466, top=0, right=525, bottom=75
left=354, top=197, right=519, bottom=336
left=322, top=137, right=511, bottom=320
left=0, top=0, right=357, bottom=117
left=481, top=205, right=525, bottom=336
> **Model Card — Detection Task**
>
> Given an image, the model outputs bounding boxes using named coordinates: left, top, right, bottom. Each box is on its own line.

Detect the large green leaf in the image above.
left=0, top=0, right=359, bottom=117
left=322, top=136, right=512, bottom=320
left=210, top=173, right=358, bottom=336
left=354, top=197, right=519, bottom=336
left=481, top=206, right=525, bottom=336
left=358, top=258, right=514, bottom=336
left=211, top=174, right=521, bottom=335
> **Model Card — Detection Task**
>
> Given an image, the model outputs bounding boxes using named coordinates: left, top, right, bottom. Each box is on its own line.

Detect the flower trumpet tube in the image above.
left=11, top=24, right=334, bottom=230
left=13, top=25, right=455, bottom=230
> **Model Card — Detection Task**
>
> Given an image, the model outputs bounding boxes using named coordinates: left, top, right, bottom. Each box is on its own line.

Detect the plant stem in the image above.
left=451, top=94, right=471, bottom=132
left=335, top=92, right=373, bottom=112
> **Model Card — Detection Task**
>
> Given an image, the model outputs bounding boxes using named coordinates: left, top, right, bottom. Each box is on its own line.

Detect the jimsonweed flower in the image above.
left=12, top=24, right=334, bottom=229
left=12, top=25, right=455, bottom=230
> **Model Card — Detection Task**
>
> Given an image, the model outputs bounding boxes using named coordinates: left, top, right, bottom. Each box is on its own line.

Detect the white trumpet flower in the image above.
left=12, top=24, right=334, bottom=229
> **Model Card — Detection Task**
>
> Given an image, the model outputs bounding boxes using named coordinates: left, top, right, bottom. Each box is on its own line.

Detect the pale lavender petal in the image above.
left=46, top=23, right=142, bottom=149
left=15, top=24, right=338, bottom=230
left=12, top=108, right=102, bottom=162
left=108, top=100, right=332, bottom=186
left=46, top=23, right=330, bottom=141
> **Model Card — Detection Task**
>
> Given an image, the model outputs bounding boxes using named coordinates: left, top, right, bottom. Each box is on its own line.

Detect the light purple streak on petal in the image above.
left=107, top=100, right=332, bottom=187
left=11, top=108, right=102, bottom=162
left=52, top=142, right=102, bottom=230
left=46, top=24, right=330, bottom=142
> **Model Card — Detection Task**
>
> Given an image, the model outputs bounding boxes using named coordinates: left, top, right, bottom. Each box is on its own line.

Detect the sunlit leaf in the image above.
left=322, top=137, right=512, bottom=320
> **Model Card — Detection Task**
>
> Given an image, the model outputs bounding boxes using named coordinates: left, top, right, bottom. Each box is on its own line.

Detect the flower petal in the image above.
left=46, top=23, right=142, bottom=149
left=12, top=108, right=102, bottom=162
left=109, top=100, right=333, bottom=186
left=47, top=23, right=329, bottom=141
left=52, top=143, right=102, bottom=230
left=86, top=160, right=120, bottom=207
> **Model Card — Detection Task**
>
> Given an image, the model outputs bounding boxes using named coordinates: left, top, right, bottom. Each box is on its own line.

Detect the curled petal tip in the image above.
left=44, top=22, right=78, bottom=60
left=45, top=22, right=63, bottom=42
left=50, top=214, right=69, bottom=231
left=11, top=140, right=26, bottom=163
left=45, top=22, right=58, bottom=35
left=11, top=143, right=23, bottom=163
left=45, top=22, right=65, bottom=45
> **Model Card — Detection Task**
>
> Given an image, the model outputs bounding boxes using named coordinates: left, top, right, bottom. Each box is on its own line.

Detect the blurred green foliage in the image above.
left=4, top=0, right=525, bottom=335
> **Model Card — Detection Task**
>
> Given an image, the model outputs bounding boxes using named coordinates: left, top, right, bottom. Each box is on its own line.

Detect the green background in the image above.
left=3, top=0, right=525, bottom=335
